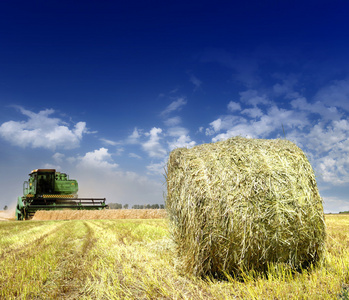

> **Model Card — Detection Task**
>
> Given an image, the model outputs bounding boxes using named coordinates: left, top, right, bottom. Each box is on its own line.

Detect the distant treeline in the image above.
left=108, top=203, right=165, bottom=209
left=339, top=211, right=349, bottom=214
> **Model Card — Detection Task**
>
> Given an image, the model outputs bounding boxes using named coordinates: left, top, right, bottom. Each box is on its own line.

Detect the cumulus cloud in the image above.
left=0, top=107, right=86, bottom=150
left=299, top=119, right=349, bottom=185
left=205, top=116, right=241, bottom=136
left=241, top=107, right=263, bottom=118
left=160, top=97, right=187, bottom=116
left=168, top=135, right=196, bottom=150
left=78, top=148, right=118, bottom=169
left=127, top=127, right=142, bottom=144
left=206, top=89, right=309, bottom=141
left=239, top=90, right=270, bottom=106
left=167, top=126, right=188, bottom=137
left=227, top=101, right=241, bottom=112
left=272, top=77, right=299, bottom=98
left=146, top=159, right=167, bottom=176
left=305, top=121, right=349, bottom=153
left=205, top=86, right=349, bottom=186
left=142, top=127, right=167, bottom=158
left=291, top=97, right=342, bottom=121
left=315, top=78, right=349, bottom=111
left=53, top=152, right=65, bottom=163
left=165, top=126, right=196, bottom=150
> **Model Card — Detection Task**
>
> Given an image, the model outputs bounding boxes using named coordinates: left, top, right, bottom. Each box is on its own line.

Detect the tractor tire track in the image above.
left=88, top=219, right=145, bottom=245
left=0, top=222, right=66, bottom=260
left=0, top=221, right=76, bottom=299
left=42, top=221, right=98, bottom=299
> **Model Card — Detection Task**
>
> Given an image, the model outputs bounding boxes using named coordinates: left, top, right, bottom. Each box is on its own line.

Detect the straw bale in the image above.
left=166, top=137, right=326, bottom=277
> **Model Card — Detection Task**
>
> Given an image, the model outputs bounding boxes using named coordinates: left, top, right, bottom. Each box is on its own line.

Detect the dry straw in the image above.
left=32, top=209, right=167, bottom=220
left=166, top=137, right=326, bottom=277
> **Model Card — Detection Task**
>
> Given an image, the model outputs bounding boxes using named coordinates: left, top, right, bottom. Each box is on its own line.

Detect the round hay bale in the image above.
left=166, top=137, right=326, bottom=277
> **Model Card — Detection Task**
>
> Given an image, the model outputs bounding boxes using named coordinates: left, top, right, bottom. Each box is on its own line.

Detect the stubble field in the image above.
left=0, top=213, right=348, bottom=299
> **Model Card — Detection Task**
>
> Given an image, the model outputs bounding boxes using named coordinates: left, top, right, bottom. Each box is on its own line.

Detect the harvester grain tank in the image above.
left=16, top=169, right=107, bottom=220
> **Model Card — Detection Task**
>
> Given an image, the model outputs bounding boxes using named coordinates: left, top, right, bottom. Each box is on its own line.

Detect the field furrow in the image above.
left=0, top=215, right=347, bottom=299
left=0, top=221, right=97, bottom=299
left=0, top=221, right=62, bottom=256
left=38, top=221, right=98, bottom=299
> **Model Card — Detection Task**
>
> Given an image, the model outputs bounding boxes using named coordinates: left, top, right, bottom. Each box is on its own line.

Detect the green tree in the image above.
left=108, top=203, right=122, bottom=209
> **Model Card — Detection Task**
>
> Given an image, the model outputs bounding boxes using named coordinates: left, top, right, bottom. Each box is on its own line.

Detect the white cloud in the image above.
left=115, top=148, right=124, bottom=156
left=291, top=97, right=342, bottom=121
left=161, top=97, right=187, bottom=116
left=205, top=87, right=349, bottom=186
left=167, top=126, right=188, bottom=137
left=207, top=102, right=308, bottom=142
left=129, top=153, right=142, bottom=159
left=146, top=159, right=167, bottom=176
left=53, top=152, right=65, bottom=163
left=241, top=107, right=263, bottom=118
left=127, top=127, right=142, bottom=144
left=298, top=119, right=349, bottom=185
left=78, top=148, right=118, bottom=169
left=100, top=138, right=118, bottom=146
left=206, top=116, right=242, bottom=136
left=210, top=118, right=222, bottom=132
left=272, top=77, right=299, bottom=99
left=315, top=78, right=349, bottom=111
left=211, top=125, right=254, bottom=141
left=142, top=127, right=167, bottom=158
left=43, top=163, right=61, bottom=170
left=227, top=101, right=241, bottom=112
left=164, top=116, right=181, bottom=126
left=67, top=156, right=77, bottom=164
left=318, top=156, right=340, bottom=184
left=0, top=107, right=86, bottom=150
left=305, top=121, right=348, bottom=153
left=239, top=90, right=270, bottom=106
left=168, top=135, right=196, bottom=150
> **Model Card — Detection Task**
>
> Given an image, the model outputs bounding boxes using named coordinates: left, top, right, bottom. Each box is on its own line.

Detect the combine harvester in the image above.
left=16, top=169, right=107, bottom=220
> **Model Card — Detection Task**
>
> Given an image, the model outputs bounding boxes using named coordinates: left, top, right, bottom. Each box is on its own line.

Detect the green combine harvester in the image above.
left=16, top=169, right=107, bottom=220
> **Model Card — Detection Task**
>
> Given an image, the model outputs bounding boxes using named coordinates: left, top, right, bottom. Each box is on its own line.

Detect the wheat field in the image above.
left=0, top=214, right=348, bottom=299
left=32, top=209, right=167, bottom=220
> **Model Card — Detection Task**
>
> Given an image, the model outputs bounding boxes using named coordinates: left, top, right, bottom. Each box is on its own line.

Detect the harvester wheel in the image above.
left=15, top=206, right=23, bottom=220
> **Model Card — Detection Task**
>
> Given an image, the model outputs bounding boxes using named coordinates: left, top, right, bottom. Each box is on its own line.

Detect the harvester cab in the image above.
left=16, top=169, right=107, bottom=220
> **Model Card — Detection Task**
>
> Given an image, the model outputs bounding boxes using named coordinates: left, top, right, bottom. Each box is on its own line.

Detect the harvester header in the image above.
left=16, top=169, right=107, bottom=220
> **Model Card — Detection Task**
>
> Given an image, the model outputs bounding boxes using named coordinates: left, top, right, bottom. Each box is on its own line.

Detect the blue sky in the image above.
left=0, top=0, right=349, bottom=212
